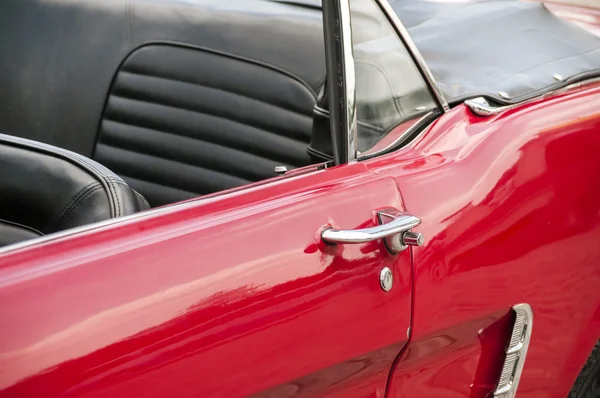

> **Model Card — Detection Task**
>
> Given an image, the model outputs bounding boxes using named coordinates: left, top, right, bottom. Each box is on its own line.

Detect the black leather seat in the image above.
left=0, top=133, right=150, bottom=247
left=0, top=0, right=325, bottom=207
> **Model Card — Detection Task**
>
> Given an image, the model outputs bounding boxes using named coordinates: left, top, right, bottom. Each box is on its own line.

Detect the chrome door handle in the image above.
left=321, top=209, right=424, bottom=253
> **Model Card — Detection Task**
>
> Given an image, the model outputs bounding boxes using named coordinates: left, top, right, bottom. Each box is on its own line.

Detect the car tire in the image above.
left=569, top=340, right=600, bottom=398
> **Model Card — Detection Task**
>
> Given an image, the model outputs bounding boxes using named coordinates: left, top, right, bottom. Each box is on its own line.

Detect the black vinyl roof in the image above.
left=390, top=0, right=600, bottom=104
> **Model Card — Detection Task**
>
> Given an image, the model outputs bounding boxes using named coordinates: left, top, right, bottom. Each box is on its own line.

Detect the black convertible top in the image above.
left=390, top=0, right=600, bottom=104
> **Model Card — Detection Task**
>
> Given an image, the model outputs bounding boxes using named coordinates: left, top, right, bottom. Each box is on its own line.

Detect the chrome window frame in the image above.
left=374, top=0, right=449, bottom=113
left=323, top=0, right=449, bottom=166
left=322, top=0, right=358, bottom=164
left=358, top=110, right=438, bottom=161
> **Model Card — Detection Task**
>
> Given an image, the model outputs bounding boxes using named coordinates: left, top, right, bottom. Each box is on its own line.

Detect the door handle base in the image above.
left=377, top=209, right=423, bottom=253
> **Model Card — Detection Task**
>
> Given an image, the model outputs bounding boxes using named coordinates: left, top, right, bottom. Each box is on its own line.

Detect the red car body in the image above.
left=1, top=1, right=600, bottom=398
left=1, top=81, right=600, bottom=398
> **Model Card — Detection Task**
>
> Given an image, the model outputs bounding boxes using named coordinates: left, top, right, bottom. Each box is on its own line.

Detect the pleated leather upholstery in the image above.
left=95, top=44, right=317, bottom=207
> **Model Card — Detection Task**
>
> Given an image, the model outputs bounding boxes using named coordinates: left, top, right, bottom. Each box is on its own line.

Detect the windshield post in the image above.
left=374, top=0, right=449, bottom=112
left=322, top=0, right=358, bottom=165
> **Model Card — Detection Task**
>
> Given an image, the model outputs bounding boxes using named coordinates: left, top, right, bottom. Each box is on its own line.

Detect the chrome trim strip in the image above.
left=464, top=97, right=520, bottom=117
left=494, top=303, right=533, bottom=398
left=567, top=76, right=600, bottom=89
left=374, top=0, right=450, bottom=113
left=0, top=174, right=303, bottom=256
left=339, top=0, right=358, bottom=162
left=0, top=204, right=161, bottom=255
left=358, top=111, right=437, bottom=160
left=467, top=76, right=600, bottom=117
left=322, top=0, right=358, bottom=165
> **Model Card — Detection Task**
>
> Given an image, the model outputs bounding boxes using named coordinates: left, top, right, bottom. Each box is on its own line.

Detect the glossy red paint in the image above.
left=1, top=79, right=600, bottom=398
left=545, top=1, right=600, bottom=37
left=365, top=81, right=600, bottom=397
left=0, top=163, right=412, bottom=397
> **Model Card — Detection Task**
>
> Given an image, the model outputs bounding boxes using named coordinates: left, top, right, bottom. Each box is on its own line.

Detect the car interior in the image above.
left=0, top=0, right=327, bottom=248
left=0, top=133, right=150, bottom=247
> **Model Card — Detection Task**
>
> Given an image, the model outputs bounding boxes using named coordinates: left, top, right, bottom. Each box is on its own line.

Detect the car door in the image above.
left=0, top=0, right=418, bottom=395
left=0, top=162, right=415, bottom=398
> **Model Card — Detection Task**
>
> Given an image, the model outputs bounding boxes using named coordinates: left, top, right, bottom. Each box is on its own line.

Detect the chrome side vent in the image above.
left=494, top=303, right=533, bottom=398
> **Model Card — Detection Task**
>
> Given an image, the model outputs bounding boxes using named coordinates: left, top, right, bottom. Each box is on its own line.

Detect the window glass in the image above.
left=350, top=0, right=438, bottom=153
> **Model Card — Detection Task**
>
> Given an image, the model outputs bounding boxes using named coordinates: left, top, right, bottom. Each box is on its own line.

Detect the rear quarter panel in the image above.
left=367, top=81, right=600, bottom=397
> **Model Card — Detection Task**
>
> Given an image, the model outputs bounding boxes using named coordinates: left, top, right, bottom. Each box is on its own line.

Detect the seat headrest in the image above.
left=0, top=133, right=149, bottom=245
